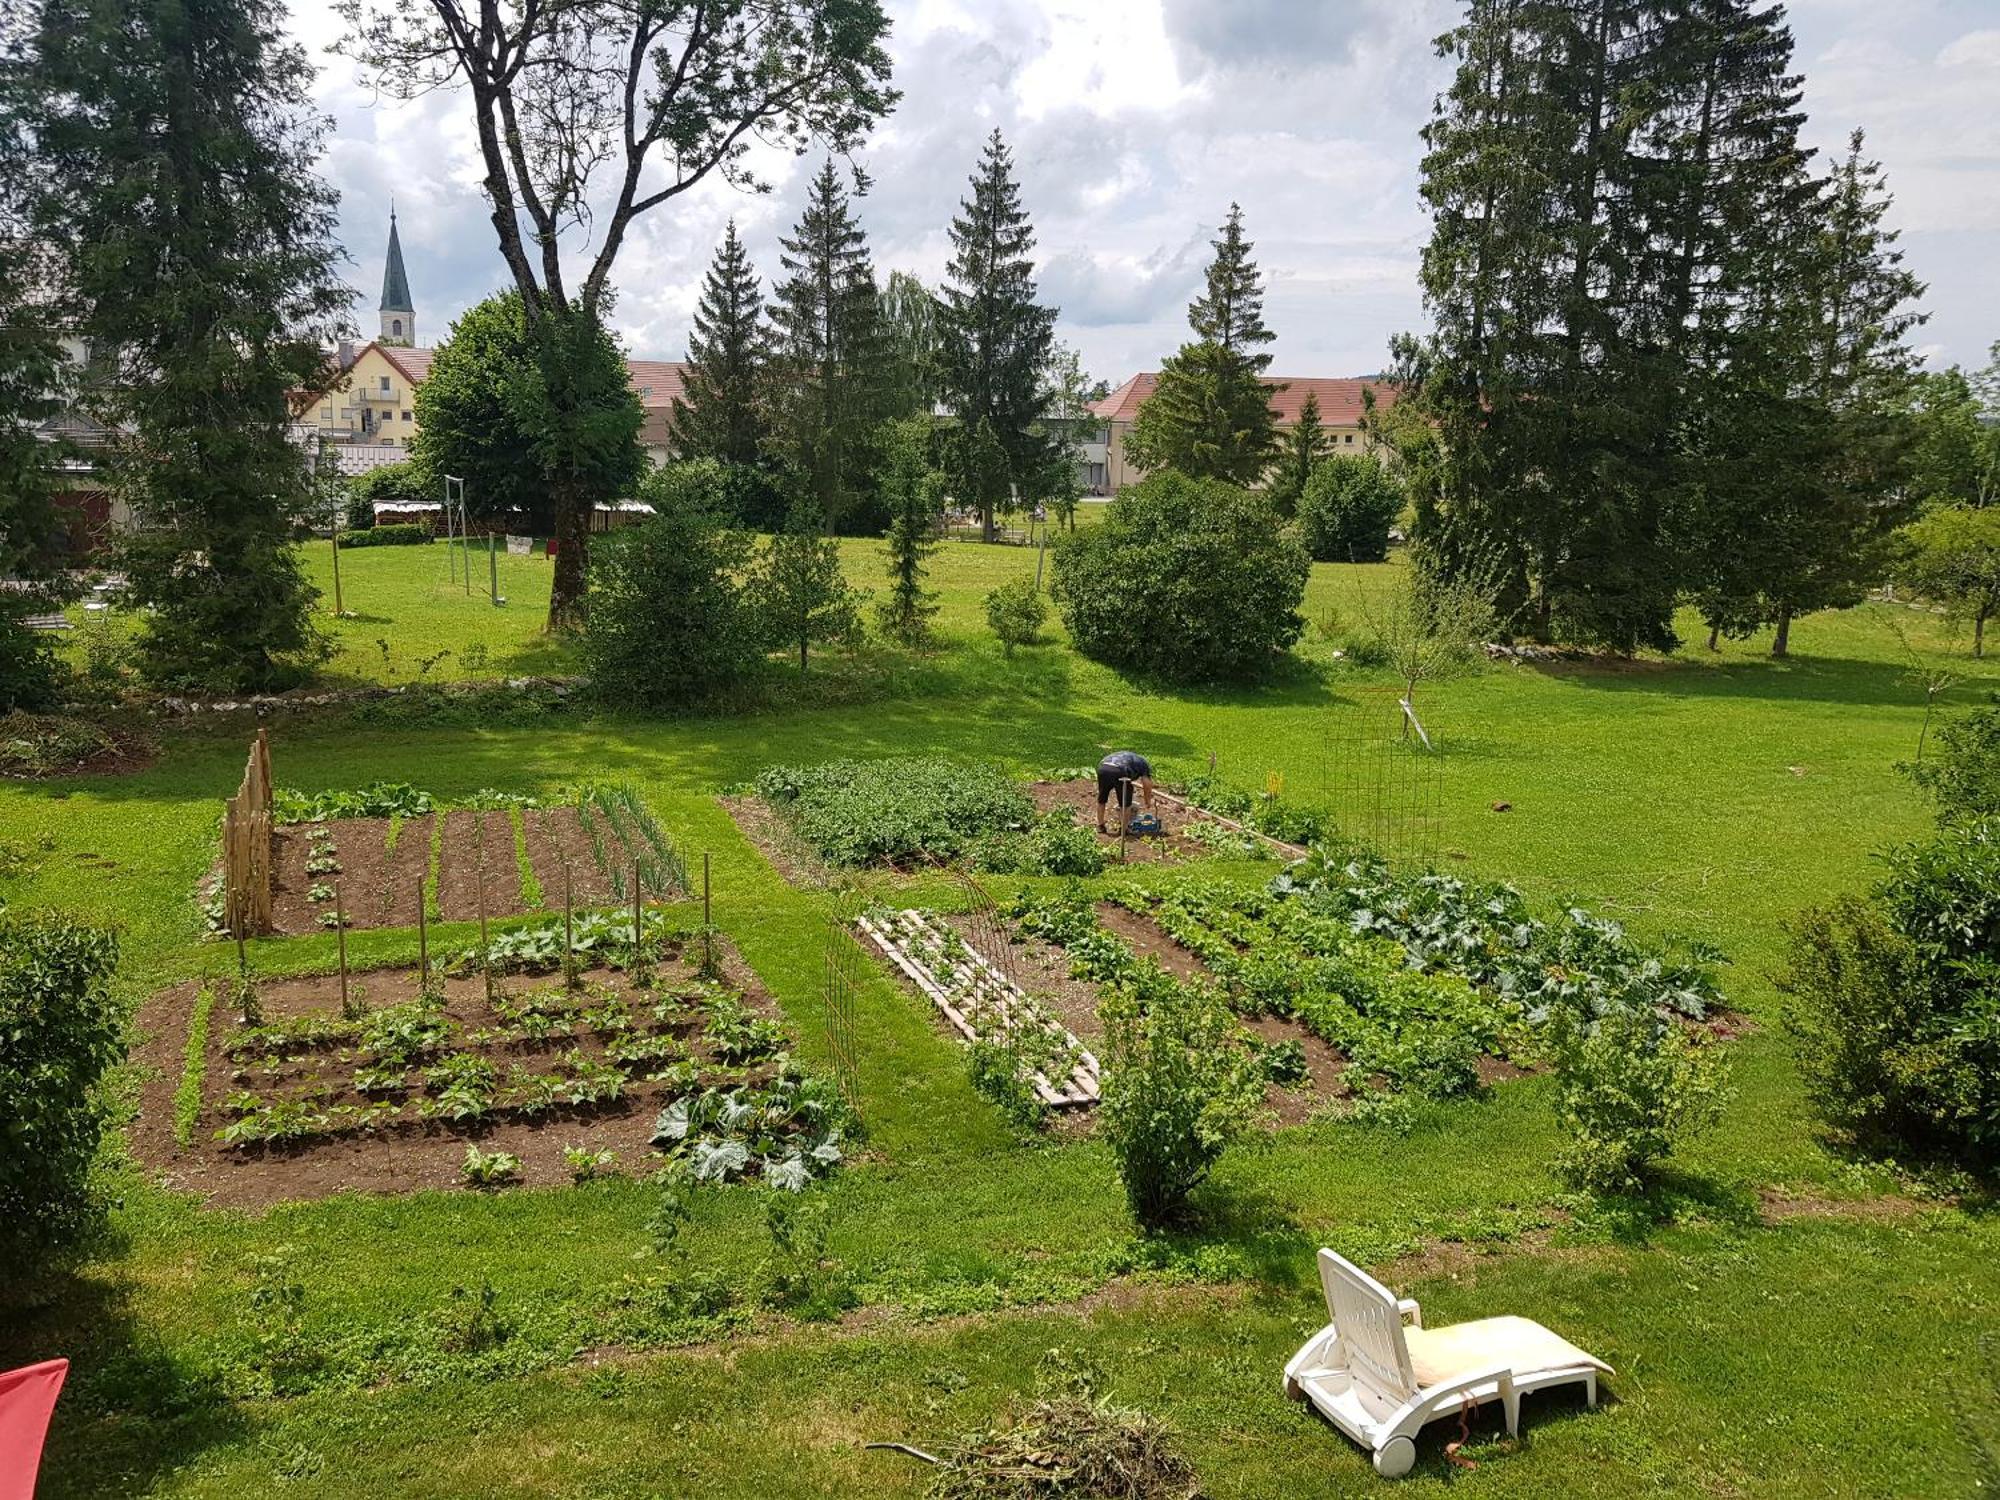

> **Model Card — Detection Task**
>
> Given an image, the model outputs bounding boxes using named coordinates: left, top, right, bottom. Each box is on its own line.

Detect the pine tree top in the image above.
left=1188, top=203, right=1274, bottom=372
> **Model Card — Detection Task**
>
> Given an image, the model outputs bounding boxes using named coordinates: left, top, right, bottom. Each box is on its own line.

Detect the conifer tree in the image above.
left=12, top=0, right=351, bottom=691
left=755, top=498, right=863, bottom=672
left=671, top=220, right=770, bottom=469
left=1268, top=389, right=1329, bottom=517
left=937, top=130, right=1060, bottom=541
left=874, top=414, right=942, bottom=644
left=1126, top=204, right=1279, bottom=486
left=767, top=161, right=887, bottom=533
left=1188, top=203, right=1275, bottom=373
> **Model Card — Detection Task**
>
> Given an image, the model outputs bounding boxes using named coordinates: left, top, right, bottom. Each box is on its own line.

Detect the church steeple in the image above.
left=379, top=207, right=415, bottom=345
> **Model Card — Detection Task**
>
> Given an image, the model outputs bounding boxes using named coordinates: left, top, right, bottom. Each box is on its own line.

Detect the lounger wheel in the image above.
left=1373, top=1436, right=1416, bottom=1479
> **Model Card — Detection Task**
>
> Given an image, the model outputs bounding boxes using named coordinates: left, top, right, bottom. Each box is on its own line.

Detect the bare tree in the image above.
left=334, top=0, right=897, bottom=628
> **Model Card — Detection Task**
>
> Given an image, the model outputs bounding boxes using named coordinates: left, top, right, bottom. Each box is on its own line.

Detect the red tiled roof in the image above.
left=1089, top=371, right=1396, bottom=427
left=372, top=344, right=687, bottom=409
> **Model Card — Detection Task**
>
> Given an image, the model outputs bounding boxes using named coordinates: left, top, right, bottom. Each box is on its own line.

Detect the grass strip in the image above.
left=510, top=806, right=544, bottom=910
left=173, top=983, right=216, bottom=1147
left=424, top=811, right=445, bottom=924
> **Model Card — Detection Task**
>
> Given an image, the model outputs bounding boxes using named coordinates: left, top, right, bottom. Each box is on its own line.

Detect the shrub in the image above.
left=756, top=756, right=1034, bottom=867
left=970, top=813, right=1107, bottom=878
left=984, top=577, right=1047, bottom=655
left=0, top=911, right=122, bottom=1255
left=1098, top=968, right=1263, bottom=1229
left=344, top=460, right=430, bottom=526
left=1296, top=454, right=1403, bottom=563
left=0, top=597, right=65, bottom=714
left=1905, top=705, right=2000, bottom=826
left=336, top=522, right=432, bottom=549
left=1781, top=818, right=2000, bottom=1165
left=580, top=480, right=763, bottom=710
left=1545, top=1003, right=1725, bottom=1194
left=1051, top=472, right=1308, bottom=684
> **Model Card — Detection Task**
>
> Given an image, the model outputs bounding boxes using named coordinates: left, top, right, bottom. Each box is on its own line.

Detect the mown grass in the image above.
left=5, top=536, right=1998, bottom=1498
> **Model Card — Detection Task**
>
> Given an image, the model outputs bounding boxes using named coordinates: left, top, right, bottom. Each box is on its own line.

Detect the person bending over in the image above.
left=1096, top=750, right=1155, bottom=834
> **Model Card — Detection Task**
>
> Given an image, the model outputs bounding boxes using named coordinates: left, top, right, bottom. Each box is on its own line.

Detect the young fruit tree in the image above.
left=1897, top=506, right=2000, bottom=658
left=756, top=501, right=863, bottom=673
left=335, top=0, right=897, bottom=628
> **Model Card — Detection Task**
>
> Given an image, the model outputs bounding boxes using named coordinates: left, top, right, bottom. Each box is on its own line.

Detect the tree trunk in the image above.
left=1977, top=607, right=1987, bottom=659
left=1705, top=623, right=1719, bottom=653
left=799, top=636, right=809, bottom=674
left=981, top=501, right=995, bottom=544
left=1772, top=607, right=1791, bottom=659
left=548, top=481, right=591, bottom=632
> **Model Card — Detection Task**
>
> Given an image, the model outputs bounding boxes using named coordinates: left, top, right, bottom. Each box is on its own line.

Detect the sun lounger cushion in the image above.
left=1402, top=1315, right=1612, bottom=1390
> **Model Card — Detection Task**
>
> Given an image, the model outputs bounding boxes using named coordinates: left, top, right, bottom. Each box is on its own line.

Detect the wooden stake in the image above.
left=702, top=852, right=713, bottom=976
left=1119, top=777, right=1131, bottom=863
left=563, top=862, right=577, bottom=990
left=330, top=525, right=343, bottom=615
left=475, top=816, right=492, bottom=1000
left=417, top=874, right=428, bottom=973
left=631, top=858, right=644, bottom=973
left=335, top=885, right=349, bottom=1013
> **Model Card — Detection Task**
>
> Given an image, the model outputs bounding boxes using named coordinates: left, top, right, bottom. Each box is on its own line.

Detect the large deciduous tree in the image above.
left=12, top=0, right=351, bottom=692
left=767, top=159, right=889, bottom=533
left=335, top=0, right=897, bottom=629
left=937, top=130, right=1059, bottom=541
left=878, top=269, right=943, bottom=422
left=412, top=290, right=549, bottom=529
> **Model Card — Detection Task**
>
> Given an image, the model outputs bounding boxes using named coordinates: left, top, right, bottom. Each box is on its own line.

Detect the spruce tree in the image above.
left=14, top=0, right=350, bottom=691
left=755, top=498, right=863, bottom=672
left=937, top=130, right=1060, bottom=541
left=1126, top=203, right=1279, bottom=486
left=874, top=414, right=942, bottom=644
left=767, top=161, right=887, bottom=533
left=1188, top=203, right=1275, bottom=373
left=1268, top=389, right=1329, bottom=517
left=671, top=220, right=770, bottom=469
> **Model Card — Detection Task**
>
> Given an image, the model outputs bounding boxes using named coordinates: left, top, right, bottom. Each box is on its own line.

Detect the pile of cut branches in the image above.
left=904, top=1393, right=1203, bottom=1500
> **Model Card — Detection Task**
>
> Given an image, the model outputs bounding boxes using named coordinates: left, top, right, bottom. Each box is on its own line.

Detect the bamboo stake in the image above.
left=416, top=874, right=428, bottom=982
left=702, top=852, right=714, bottom=978
left=475, top=816, right=492, bottom=1001
left=335, top=885, right=349, bottom=1014
left=631, top=858, right=644, bottom=979
left=563, top=862, right=578, bottom=990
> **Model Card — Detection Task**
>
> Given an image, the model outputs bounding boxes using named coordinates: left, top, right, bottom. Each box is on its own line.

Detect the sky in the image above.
left=298, top=0, right=2000, bottom=387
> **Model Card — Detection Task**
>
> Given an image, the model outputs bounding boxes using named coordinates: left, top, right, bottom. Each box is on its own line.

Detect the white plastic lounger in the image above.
left=1283, top=1248, right=1612, bottom=1478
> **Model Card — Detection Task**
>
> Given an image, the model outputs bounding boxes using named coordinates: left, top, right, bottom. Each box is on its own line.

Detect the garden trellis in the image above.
left=1319, top=686, right=1445, bottom=868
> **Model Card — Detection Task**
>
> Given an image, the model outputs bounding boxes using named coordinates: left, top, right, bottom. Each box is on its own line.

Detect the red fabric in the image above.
left=0, top=1360, right=66, bottom=1500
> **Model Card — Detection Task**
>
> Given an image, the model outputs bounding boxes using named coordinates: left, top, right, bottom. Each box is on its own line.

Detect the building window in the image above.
left=401, top=410, right=413, bottom=421
left=1344, top=433, right=1355, bottom=444
left=379, top=376, right=391, bottom=393
left=391, top=319, right=402, bottom=337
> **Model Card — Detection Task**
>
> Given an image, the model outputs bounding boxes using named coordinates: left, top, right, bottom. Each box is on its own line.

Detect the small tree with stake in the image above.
left=874, top=415, right=942, bottom=645
left=756, top=501, right=863, bottom=674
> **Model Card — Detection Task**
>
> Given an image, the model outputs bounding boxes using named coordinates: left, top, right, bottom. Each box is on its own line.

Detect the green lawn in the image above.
left=6, top=536, right=1997, bottom=1497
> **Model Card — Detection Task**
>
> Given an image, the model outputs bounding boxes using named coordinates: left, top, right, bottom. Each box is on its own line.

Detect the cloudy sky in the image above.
left=298, top=0, right=1999, bottom=386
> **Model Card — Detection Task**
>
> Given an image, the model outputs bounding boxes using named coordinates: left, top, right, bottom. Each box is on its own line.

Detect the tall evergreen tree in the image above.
left=1188, top=203, right=1275, bottom=373
left=767, top=160, right=887, bottom=533
left=1268, top=389, right=1329, bottom=518
left=937, top=130, right=1060, bottom=542
left=1127, top=203, right=1280, bottom=486
left=13, top=0, right=351, bottom=691
left=671, top=220, right=770, bottom=467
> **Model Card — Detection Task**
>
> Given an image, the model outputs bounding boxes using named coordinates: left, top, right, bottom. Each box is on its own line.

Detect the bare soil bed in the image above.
left=267, top=806, right=619, bottom=935
left=1026, top=780, right=1208, bottom=865
left=131, top=938, right=785, bottom=1206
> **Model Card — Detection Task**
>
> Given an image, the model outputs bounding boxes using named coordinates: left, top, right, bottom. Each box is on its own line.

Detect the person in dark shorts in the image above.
left=1096, top=750, right=1155, bottom=833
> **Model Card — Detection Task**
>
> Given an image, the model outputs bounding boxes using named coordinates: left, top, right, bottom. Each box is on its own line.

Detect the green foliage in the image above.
left=337, top=523, right=432, bottom=549
left=0, top=599, right=65, bottom=716
left=648, top=1064, right=849, bottom=1190
left=1121, top=340, right=1277, bottom=487
left=1898, top=505, right=2000, bottom=657
left=983, top=577, right=1046, bottom=654
left=509, top=806, right=544, bottom=909
left=970, top=812, right=1106, bottom=878
left=668, top=221, right=771, bottom=475
left=1781, top=818, right=2000, bottom=1165
left=343, top=461, right=429, bottom=529
left=936, top=131, right=1059, bottom=535
left=1296, top=454, right=1402, bottom=563
left=273, top=781, right=435, bottom=824
left=874, top=415, right=943, bottom=644
left=1546, top=1004, right=1726, bottom=1194
left=756, top=756, right=1033, bottom=867
left=1906, top=706, right=2000, bottom=825
left=581, top=477, right=763, bottom=709
left=0, top=910, right=122, bottom=1254
left=755, top=502, right=865, bottom=673
left=411, top=291, right=546, bottom=525
left=460, top=1144, right=521, bottom=1188
left=1267, top=390, right=1329, bottom=519
left=1098, top=966, right=1263, bottom=1230
left=964, top=1036, right=1050, bottom=1133
left=1051, top=472, right=1307, bottom=683
left=564, top=1145, right=620, bottom=1184
left=174, top=984, right=216, bottom=1148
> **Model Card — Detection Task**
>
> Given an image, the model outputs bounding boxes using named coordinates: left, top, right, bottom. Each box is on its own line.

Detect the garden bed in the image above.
left=1025, top=780, right=1210, bottom=865
left=131, top=928, right=844, bottom=1205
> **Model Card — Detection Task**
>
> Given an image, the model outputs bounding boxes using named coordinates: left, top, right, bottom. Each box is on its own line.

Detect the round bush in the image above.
left=1050, top=472, right=1308, bottom=683
left=1296, top=455, right=1402, bottom=563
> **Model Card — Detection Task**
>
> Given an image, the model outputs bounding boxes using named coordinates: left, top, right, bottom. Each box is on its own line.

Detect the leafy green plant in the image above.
left=217, top=1098, right=331, bottom=1146
left=242, top=1246, right=321, bottom=1396
left=965, top=1036, right=1050, bottom=1133
left=508, top=805, right=544, bottom=909
left=361, top=1000, right=452, bottom=1066
left=273, top=781, right=436, bottom=825
left=754, top=1191, right=854, bottom=1320
left=984, top=576, right=1047, bottom=654
left=1247, top=1035, right=1308, bottom=1088
left=336, top=522, right=432, bottom=549
left=564, top=1145, right=619, bottom=1183
left=460, top=1144, right=521, bottom=1187
left=1546, top=1003, right=1726, bottom=1194
left=1098, top=967, right=1264, bottom=1230
left=420, top=1053, right=499, bottom=1122
left=352, top=1064, right=406, bottom=1095
left=756, top=757, right=1034, bottom=867
left=0, top=911, right=127, bottom=1252
left=704, top=992, right=787, bottom=1064
left=559, top=1050, right=627, bottom=1106
left=970, top=811, right=1107, bottom=877
left=174, top=983, right=217, bottom=1147
left=1296, top=452, right=1403, bottom=563
left=424, top=812, right=445, bottom=925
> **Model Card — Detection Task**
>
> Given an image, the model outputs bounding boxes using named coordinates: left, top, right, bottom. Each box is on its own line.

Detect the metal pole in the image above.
left=488, top=529, right=503, bottom=606
left=331, top=524, right=343, bottom=615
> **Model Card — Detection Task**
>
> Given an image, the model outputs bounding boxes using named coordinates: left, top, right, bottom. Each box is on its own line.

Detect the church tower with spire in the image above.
left=379, top=208, right=416, bottom=346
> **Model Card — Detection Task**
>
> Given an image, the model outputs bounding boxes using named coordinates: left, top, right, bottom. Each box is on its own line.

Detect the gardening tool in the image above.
left=1125, top=810, right=1164, bottom=837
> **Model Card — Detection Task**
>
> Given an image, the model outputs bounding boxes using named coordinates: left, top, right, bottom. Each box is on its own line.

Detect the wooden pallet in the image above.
left=858, top=909, right=1099, bottom=1106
